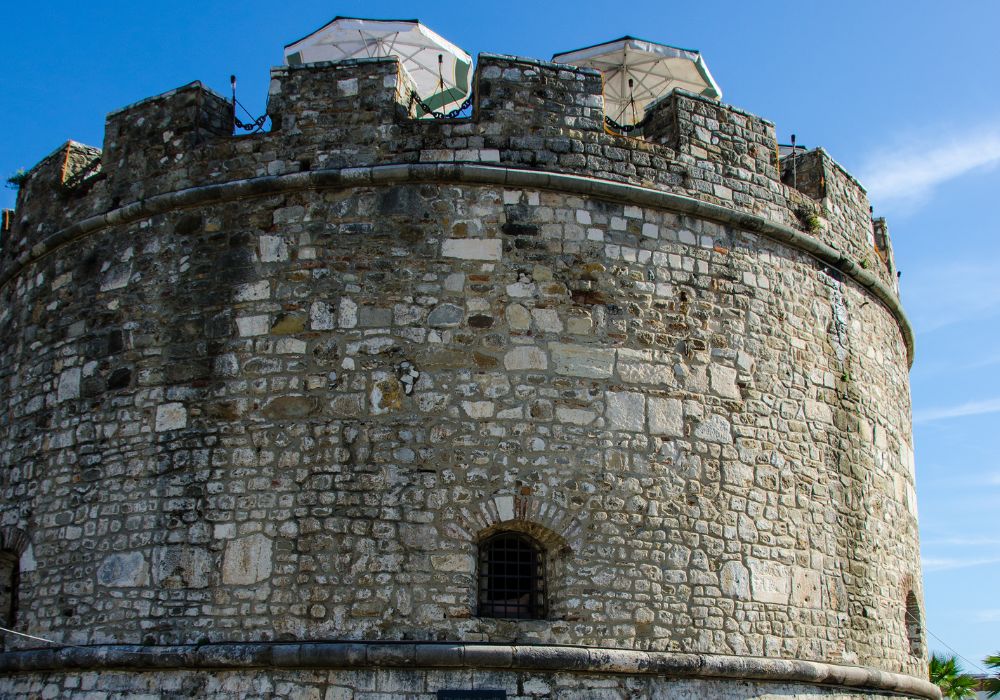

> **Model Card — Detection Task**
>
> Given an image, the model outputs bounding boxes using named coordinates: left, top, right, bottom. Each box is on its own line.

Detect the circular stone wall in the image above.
left=0, top=168, right=929, bottom=697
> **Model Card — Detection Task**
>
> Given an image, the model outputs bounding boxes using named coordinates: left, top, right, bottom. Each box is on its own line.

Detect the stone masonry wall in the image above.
left=0, top=180, right=920, bottom=670
left=0, top=666, right=930, bottom=700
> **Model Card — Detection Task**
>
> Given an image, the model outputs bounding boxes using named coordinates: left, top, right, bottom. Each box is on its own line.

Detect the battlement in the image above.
left=3, top=53, right=893, bottom=289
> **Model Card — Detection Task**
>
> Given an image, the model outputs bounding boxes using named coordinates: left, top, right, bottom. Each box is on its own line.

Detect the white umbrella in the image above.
left=553, top=36, right=722, bottom=127
left=284, top=17, right=472, bottom=115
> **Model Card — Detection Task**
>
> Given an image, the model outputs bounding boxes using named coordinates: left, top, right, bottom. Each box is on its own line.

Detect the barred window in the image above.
left=478, top=533, right=546, bottom=619
left=0, top=551, right=17, bottom=629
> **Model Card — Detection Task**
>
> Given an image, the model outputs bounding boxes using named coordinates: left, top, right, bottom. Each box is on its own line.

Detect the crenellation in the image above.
left=3, top=56, right=894, bottom=295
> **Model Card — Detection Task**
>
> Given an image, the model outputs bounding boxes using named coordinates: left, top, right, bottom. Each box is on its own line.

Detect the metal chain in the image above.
left=604, top=115, right=645, bottom=134
left=233, top=97, right=268, bottom=133
left=409, top=90, right=474, bottom=119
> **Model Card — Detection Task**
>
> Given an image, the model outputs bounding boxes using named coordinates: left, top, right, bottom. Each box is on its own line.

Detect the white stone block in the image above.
left=442, top=238, right=502, bottom=261
left=258, top=235, right=289, bottom=262
left=606, top=391, right=645, bottom=432
left=551, top=343, right=615, bottom=378
left=310, top=301, right=334, bottom=330
left=710, top=366, right=740, bottom=400
left=235, top=280, right=270, bottom=302
left=155, top=403, right=187, bottom=432
left=531, top=308, right=563, bottom=333
left=462, top=401, right=495, bottom=418
left=749, top=558, right=791, bottom=604
left=338, top=298, right=358, bottom=328
left=57, top=367, right=81, bottom=403
left=338, top=78, right=358, bottom=96
left=556, top=406, right=596, bottom=425
left=648, top=397, right=683, bottom=436
left=694, top=413, right=732, bottom=443
left=236, top=315, right=269, bottom=337
left=222, top=533, right=273, bottom=585
left=504, top=346, right=547, bottom=371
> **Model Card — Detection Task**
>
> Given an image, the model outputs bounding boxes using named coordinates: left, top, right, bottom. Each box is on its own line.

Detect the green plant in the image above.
left=984, top=653, right=1000, bottom=698
left=795, top=208, right=822, bottom=233
left=860, top=257, right=870, bottom=270
left=929, top=654, right=978, bottom=699
left=5, top=169, right=28, bottom=190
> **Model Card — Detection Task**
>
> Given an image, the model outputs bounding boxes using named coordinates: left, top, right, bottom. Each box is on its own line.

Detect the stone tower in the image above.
left=0, top=49, right=936, bottom=699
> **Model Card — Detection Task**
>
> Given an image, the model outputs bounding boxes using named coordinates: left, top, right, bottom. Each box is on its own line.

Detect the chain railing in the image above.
left=409, top=90, right=474, bottom=119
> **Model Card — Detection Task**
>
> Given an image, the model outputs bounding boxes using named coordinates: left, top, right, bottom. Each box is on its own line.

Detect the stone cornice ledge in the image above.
left=0, top=163, right=914, bottom=367
left=0, top=642, right=939, bottom=698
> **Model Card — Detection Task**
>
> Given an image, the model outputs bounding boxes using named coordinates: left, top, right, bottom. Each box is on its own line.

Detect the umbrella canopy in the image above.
left=284, top=17, right=472, bottom=114
left=553, top=36, right=722, bottom=125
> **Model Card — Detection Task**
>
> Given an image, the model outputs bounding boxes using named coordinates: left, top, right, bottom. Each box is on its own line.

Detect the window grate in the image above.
left=478, top=533, right=546, bottom=619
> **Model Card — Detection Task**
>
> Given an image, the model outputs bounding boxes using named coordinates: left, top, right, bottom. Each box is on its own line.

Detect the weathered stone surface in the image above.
left=648, top=397, right=683, bottom=436
left=792, top=567, right=823, bottom=609
left=504, top=346, right=547, bottom=371
left=606, top=391, right=645, bottom=432
left=56, top=367, right=81, bottom=403
left=97, top=552, right=149, bottom=587
left=694, top=413, right=732, bottom=444
left=153, top=546, right=212, bottom=589
left=222, top=534, right=273, bottom=585
left=441, top=238, right=502, bottom=261
left=749, top=559, right=791, bottom=604
left=262, top=395, right=317, bottom=419
left=155, top=402, right=187, bottom=432
left=427, top=303, right=465, bottom=328
left=551, top=343, right=615, bottom=378
left=720, top=560, right=750, bottom=600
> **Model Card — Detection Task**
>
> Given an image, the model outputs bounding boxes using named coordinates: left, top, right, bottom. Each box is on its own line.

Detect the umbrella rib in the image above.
left=358, top=30, right=374, bottom=59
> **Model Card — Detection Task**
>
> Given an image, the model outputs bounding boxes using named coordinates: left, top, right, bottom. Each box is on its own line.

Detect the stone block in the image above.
left=791, top=567, right=822, bottom=609
left=709, top=366, right=740, bottom=400
left=748, top=558, right=790, bottom=604
left=155, top=402, right=187, bottom=431
left=57, top=367, right=81, bottom=403
left=551, top=343, right=615, bottom=378
left=694, top=413, right=732, bottom=443
left=222, top=534, right=273, bottom=585
left=504, top=346, right=547, bottom=371
left=96, top=552, right=149, bottom=587
left=720, top=560, right=750, bottom=600
left=648, top=397, right=683, bottom=436
left=442, top=238, right=502, bottom=261
left=606, top=391, right=645, bottom=432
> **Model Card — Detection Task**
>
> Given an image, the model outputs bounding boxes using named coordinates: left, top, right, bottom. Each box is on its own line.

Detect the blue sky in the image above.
left=2, top=0, right=998, bottom=673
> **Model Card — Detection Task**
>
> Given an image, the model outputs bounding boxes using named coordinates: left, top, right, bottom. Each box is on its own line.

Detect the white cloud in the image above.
left=976, top=609, right=1000, bottom=623
left=922, top=556, right=1000, bottom=572
left=859, top=122, right=1000, bottom=209
left=913, top=397, right=1000, bottom=423
left=902, top=262, right=1000, bottom=334
left=923, top=535, right=1000, bottom=547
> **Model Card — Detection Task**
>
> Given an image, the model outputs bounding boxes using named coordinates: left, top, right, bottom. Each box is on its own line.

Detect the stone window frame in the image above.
left=904, top=589, right=923, bottom=656
left=0, top=527, right=29, bottom=636
left=0, top=550, right=17, bottom=628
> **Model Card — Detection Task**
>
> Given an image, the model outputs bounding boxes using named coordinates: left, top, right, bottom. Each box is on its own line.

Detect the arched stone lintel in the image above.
left=458, top=494, right=581, bottom=552
left=0, top=528, right=29, bottom=556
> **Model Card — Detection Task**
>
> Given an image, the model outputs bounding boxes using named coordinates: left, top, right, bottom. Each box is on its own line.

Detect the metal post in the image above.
left=230, top=75, right=237, bottom=135
left=791, top=133, right=797, bottom=189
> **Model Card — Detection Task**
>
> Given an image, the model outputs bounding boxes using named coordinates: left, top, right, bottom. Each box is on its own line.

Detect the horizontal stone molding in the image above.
left=0, top=163, right=914, bottom=366
left=0, top=641, right=939, bottom=698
